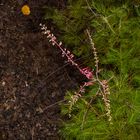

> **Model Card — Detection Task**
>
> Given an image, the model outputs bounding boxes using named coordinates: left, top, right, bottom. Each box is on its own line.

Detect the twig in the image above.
left=43, top=99, right=67, bottom=112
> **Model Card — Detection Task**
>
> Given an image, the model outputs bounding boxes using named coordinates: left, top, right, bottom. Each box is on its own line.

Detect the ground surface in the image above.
left=0, top=0, right=85, bottom=139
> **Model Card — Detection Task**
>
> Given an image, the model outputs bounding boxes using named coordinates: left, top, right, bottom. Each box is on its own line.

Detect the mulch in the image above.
left=0, top=0, right=86, bottom=139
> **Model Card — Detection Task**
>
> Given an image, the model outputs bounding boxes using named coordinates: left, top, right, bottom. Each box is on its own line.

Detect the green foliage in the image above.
left=44, top=0, right=92, bottom=57
left=60, top=84, right=140, bottom=140
left=44, top=0, right=140, bottom=139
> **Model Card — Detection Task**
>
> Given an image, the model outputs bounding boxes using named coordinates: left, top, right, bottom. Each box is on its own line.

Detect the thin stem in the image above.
left=43, top=99, right=67, bottom=112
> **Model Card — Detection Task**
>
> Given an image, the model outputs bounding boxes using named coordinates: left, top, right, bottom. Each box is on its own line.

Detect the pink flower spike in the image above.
left=40, top=24, right=94, bottom=81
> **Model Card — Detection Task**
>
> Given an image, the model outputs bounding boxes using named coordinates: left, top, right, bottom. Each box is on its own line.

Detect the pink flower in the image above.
left=80, top=67, right=93, bottom=79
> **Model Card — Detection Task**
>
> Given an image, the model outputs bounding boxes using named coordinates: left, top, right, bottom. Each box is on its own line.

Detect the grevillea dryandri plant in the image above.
left=40, top=23, right=112, bottom=122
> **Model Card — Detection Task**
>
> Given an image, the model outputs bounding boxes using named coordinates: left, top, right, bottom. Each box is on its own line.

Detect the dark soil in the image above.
left=0, top=0, right=86, bottom=139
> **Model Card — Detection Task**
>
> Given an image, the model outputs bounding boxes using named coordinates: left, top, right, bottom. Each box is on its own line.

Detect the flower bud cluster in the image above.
left=68, top=92, right=82, bottom=118
left=86, top=30, right=99, bottom=70
left=101, top=80, right=112, bottom=122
